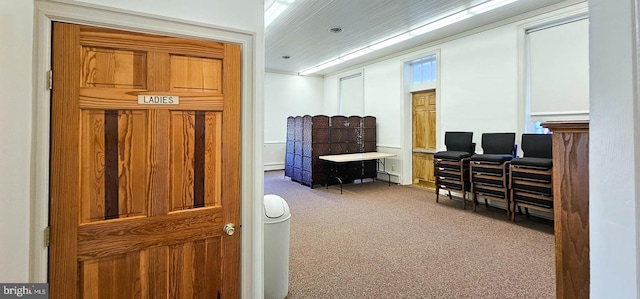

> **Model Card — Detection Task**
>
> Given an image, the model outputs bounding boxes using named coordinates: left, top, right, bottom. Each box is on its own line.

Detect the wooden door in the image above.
left=49, top=23, right=241, bottom=298
left=412, top=90, right=436, bottom=188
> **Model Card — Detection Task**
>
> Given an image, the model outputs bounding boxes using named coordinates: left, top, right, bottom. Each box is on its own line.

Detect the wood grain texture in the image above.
left=546, top=122, right=590, bottom=299
left=170, top=55, right=222, bottom=93
left=170, top=112, right=196, bottom=211
left=147, top=51, right=171, bottom=218
left=77, top=207, right=223, bottom=260
left=412, top=90, right=436, bottom=151
left=148, top=110, right=170, bottom=217
left=412, top=152, right=435, bottom=188
left=81, top=47, right=146, bottom=89
left=80, top=111, right=106, bottom=223
left=80, top=26, right=225, bottom=59
left=194, top=112, right=205, bottom=208
left=205, top=112, right=223, bottom=206
left=104, top=110, right=119, bottom=220
left=51, top=23, right=240, bottom=298
left=79, top=88, right=225, bottom=110
left=117, top=111, right=148, bottom=219
left=169, top=238, right=222, bottom=299
left=145, top=247, right=169, bottom=299
left=50, top=22, right=81, bottom=299
left=83, top=252, right=142, bottom=299
left=221, top=43, right=242, bottom=299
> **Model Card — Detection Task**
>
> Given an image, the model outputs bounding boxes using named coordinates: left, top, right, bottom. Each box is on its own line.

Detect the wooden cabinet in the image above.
left=543, top=121, right=589, bottom=299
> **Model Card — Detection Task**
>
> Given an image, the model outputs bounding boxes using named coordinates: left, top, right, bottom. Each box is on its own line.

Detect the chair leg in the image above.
left=448, top=190, right=452, bottom=199
left=525, top=207, right=530, bottom=217
left=484, top=199, right=489, bottom=208
left=511, top=203, right=516, bottom=222
left=518, top=206, right=523, bottom=215
left=472, top=192, right=478, bottom=212
left=462, top=191, right=467, bottom=210
left=435, top=185, right=440, bottom=203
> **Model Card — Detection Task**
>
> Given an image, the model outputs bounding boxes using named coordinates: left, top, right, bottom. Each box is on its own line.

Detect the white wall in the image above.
left=2, top=1, right=264, bottom=297
left=264, top=72, right=324, bottom=170
left=589, top=0, right=640, bottom=297
left=75, top=0, right=261, bottom=32
left=322, top=4, right=590, bottom=185
left=0, top=0, right=34, bottom=284
left=323, top=13, right=531, bottom=184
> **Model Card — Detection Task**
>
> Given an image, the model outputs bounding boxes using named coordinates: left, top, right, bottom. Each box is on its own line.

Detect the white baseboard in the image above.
left=264, top=163, right=285, bottom=171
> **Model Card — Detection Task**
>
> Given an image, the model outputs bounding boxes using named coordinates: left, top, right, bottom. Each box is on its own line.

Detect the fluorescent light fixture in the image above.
left=299, top=67, right=321, bottom=76
left=469, top=0, right=518, bottom=15
left=265, top=0, right=296, bottom=27
left=339, top=48, right=373, bottom=61
left=409, top=11, right=472, bottom=36
left=368, top=33, right=413, bottom=50
left=298, top=0, right=519, bottom=75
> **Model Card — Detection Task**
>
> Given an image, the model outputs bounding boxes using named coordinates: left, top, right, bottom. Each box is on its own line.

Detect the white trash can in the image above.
left=264, top=194, right=291, bottom=299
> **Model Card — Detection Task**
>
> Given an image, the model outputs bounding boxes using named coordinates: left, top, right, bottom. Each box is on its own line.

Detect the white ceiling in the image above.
left=265, top=0, right=582, bottom=76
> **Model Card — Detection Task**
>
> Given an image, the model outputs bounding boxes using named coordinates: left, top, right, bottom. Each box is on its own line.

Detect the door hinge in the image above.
left=47, top=70, right=53, bottom=90
left=44, top=226, right=50, bottom=247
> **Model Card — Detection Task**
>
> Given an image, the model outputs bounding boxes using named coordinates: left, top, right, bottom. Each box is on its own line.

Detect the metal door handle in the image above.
left=224, top=223, right=235, bottom=236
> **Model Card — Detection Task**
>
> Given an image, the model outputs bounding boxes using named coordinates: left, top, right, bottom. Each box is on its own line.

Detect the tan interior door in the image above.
left=412, top=90, right=436, bottom=188
left=49, top=23, right=241, bottom=298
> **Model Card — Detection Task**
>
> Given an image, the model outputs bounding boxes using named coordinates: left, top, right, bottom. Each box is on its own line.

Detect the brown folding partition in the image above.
left=284, top=115, right=377, bottom=188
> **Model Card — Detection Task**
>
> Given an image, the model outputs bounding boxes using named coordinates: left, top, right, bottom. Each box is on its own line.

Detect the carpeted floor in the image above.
left=264, top=170, right=555, bottom=299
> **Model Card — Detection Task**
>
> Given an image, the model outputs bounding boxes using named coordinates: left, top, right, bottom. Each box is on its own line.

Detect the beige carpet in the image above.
left=264, top=170, right=555, bottom=298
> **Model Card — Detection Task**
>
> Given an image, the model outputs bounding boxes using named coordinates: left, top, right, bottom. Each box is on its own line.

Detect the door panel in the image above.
left=50, top=23, right=240, bottom=298
left=412, top=90, right=436, bottom=188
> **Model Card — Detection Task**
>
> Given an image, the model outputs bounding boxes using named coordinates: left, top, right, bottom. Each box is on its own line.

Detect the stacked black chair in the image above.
left=470, top=133, right=516, bottom=219
left=509, top=134, right=553, bottom=222
left=433, top=132, right=475, bottom=209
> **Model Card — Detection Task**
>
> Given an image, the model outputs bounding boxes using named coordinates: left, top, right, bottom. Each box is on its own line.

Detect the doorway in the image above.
left=412, top=90, right=436, bottom=188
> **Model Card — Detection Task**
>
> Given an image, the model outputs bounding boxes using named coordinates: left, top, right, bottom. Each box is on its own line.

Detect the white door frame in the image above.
left=31, top=1, right=263, bottom=298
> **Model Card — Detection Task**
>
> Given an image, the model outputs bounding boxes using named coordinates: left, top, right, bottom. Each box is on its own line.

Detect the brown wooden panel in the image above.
left=77, top=207, right=223, bottom=260
left=426, top=109, right=436, bottom=150
left=104, top=110, right=119, bottom=220
left=51, top=23, right=82, bottom=298
left=170, top=242, right=193, bottom=299
left=80, top=252, right=142, bottom=299
left=79, top=88, right=225, bottom=110
left=194, top=111, right=205, bottom=208
left=145, top=247, right=169, bottom=299
left=169, top=238, right=222, bottom=299
left=413, top=152, right=435, bottom=188
left=117, top=111, right=148, bottom=219
left=148, top=110, right=170, bottom=217
left=52, top=23, right=240, bottom=299
left=170, top=55, right=222, bottom=93
left=427, top=92, right=436, bottom=105
left=81, top=47, right=146, bottom=89
left=221, top=42, right=242, bottom=299
left=204, top=112, right=223, bottom=206
left=412, top=90, right=436, bottom=151
left=80, top=110, right=106, bottom=223
left=547, top=124, right=590, bottom=299
left=170, top=112, right=196, bottom=211
left=80, top=26, right=225, bottom=59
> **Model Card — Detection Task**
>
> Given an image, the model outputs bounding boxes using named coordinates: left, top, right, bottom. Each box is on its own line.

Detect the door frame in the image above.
left=401, top=50, right=441, bottom=185
left=31, top=1, right=263, bottom=298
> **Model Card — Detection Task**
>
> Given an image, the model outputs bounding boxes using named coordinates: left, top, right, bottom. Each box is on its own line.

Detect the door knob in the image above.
left=224, top=223, right=235, bottom=236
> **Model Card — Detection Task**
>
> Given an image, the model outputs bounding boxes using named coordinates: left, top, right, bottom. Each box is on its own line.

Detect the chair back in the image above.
left=444, top=131, right=474, bottom=153
left=481, top=133, right=516, bottom=155
left=521, top=134, right=552, bottom=158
